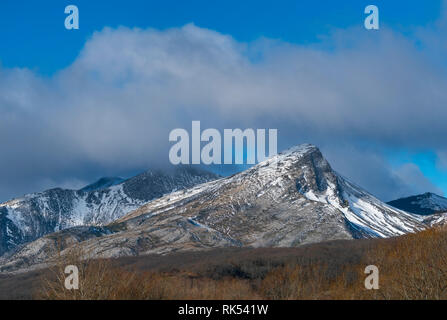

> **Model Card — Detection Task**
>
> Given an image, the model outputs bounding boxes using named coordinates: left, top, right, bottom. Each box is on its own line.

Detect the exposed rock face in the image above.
left=0, top=167, right=219, bottom=257
left=0, top=144, right=427, bottom=273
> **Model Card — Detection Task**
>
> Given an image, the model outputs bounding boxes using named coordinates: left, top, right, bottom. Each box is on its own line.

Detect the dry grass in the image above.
left=38, top=227, right=447, bottom=300
left=40, top=261, right=258, bottom=300
left=39, top=246, right=258, bottom=300
left=369, top=227, right=447, bottom=299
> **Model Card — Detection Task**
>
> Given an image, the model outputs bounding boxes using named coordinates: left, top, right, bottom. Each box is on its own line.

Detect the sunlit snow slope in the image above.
left=0, top=167, right=219, bottom=256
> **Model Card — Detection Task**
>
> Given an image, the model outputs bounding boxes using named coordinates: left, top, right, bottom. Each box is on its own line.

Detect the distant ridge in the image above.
left=387, top=192, right=447, bottom=215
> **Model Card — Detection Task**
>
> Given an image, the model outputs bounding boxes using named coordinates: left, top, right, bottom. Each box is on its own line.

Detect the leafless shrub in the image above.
left=38, top=227, right=447, bottom=300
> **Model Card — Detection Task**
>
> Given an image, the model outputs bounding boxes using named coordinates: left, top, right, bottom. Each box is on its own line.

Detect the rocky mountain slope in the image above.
left=0, top=144, right=428, bottom=273
left=387, top=192, right=447, bottom=215
left=0, top=167, right=219, bottom=257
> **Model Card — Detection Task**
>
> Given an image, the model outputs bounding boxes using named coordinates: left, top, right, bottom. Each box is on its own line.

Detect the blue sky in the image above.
left=0, top=0, right=446, bottom=201
left=387, top=150, right=447, bottom=196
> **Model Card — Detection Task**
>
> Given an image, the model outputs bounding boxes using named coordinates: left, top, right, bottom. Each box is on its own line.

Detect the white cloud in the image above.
left=1, top=22, right=447, bottom=201
left=322, top=144, right=443, bottom=201
left=393, top=163, right=443, bottom=198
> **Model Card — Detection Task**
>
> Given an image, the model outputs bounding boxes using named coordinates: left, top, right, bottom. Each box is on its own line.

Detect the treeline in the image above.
left=40, top=227, right=447, bottom=300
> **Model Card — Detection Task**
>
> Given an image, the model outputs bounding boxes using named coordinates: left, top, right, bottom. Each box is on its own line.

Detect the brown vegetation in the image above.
left=3, top=227, right=447, bottom=300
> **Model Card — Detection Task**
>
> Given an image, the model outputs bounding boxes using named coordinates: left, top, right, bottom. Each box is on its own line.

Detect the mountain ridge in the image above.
left=0, top=144, right=432, bottom=273
left=0, top=166, right=220, bottom=257
left=387, top=192, right=447, bottom=215
left=79, top=177, right=125, bottom=192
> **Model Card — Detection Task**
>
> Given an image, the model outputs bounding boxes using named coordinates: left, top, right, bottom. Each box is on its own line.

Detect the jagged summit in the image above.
left=278, top=143, right=318, bottom=156
left=254, top=143, right=318, bottom=167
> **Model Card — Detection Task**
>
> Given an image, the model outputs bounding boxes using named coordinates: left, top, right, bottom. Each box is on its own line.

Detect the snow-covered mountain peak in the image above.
left=0, top=166, right=219, bottom=257
left=121, top=144, right=424, bottom=240
left=254, top=143, right=318, bottom=169
left=415, top=193, right=447, bottom=211
left=0, top=145, right=432, bottom=272
left=242, top=144, right=323, bottom=180
left=387, top=192, right=447, bottom=215
left=278, top=143, right=318, bottom=156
